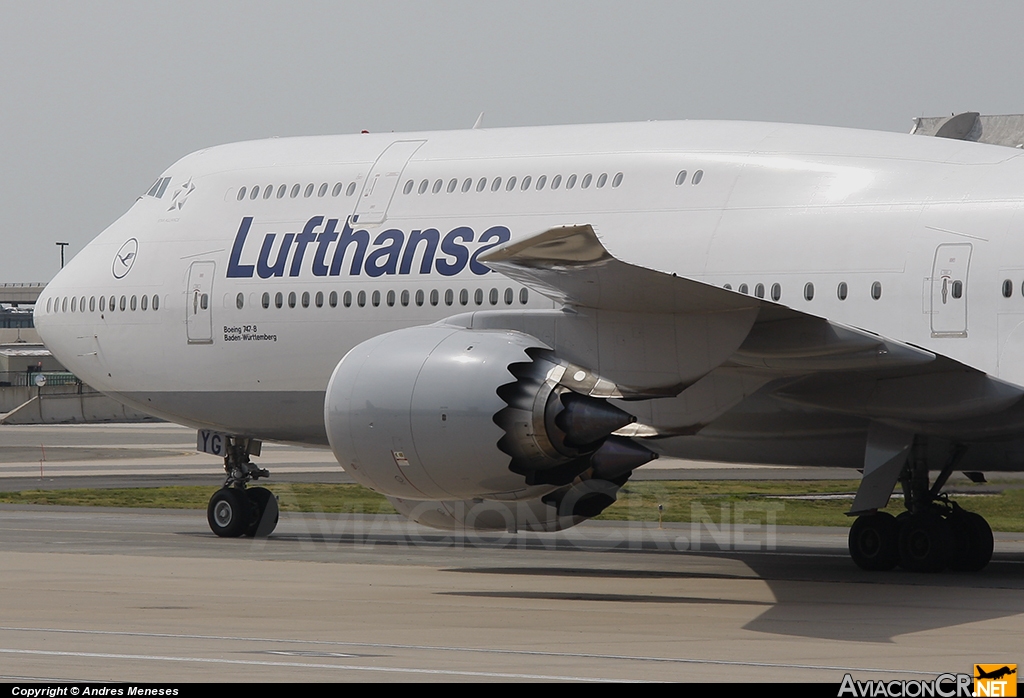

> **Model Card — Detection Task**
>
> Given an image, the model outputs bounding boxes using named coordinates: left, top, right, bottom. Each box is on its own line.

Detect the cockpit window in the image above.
left=146, top=177, right=171, bottom=199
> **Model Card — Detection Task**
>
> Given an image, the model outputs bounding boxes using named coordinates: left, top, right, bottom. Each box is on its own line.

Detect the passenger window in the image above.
left=754, top=283, right=765, bottom=299
left=302, top=184, right=313, bottom=198
left=771, top=283, right=781, bottom=302
left=130, top=295, right=137, bottom=311
left=141, top=294, right=148, bottom=311
left=332, top=183, right=343, bottom=197
left=804, top=283, right=814, bottom=301
left=288, top=292, right=296, bottom=308
left=277, top=185, right=287, bottom=199
left=462, top=178, right=472, bottom=193
left=262, top=292, right=270, bottom=309
left=341, top=291, right=349, bottom=308
left=581, top=174, right=592, bottom=189
left=120, top=296, right=127, bottom=311
left=236, top=293, right=244, bottom=310
left=301, top=291, right=310, bottom=308
left=1003, top=279, right=1013, bottom=298
left=275, top=292, right=283, bottom=309
left=371, top=290, right=380, bottom=307
left=386, top=290, right=395, bottom=307
left=357, top=291, right=366, bottom=307
left=521, top=176, right=532, bottom=191
left=504, top=288, right=514, bottom=305
left=89, top=296, right=96, bottom=312
left=444, top=289, right=454, bottom=306
left=263, top=185, right=273, bottom=200
left=100, top=296, right=107, bottom=312
left=315, top=291, right=323, bottom=308
left=152, top=295, right=159, bottom=311
left=506, top=176, right=517, bottom=191
left=474, top=288, right=483, bottom=305
left=460, top=289, right=469, bottom=305
left=675, top=171, right=688, bottom=186
left=597, top=173, right=608, bottom=188
left=400, top=290, right=409, bottom=306
left=447, top=178, right=458, bottom=193
left=491, top=177, right=502, bottom=192
left=419, top=179, right=429, bottom=194
left=476, top=178, right=487, bottom=192
left=612, top=172, right=623, bottom=187
left=738, top=284, right=748, bottom=295
left=347, top=182, right=357, bottom=196
left=318, top=183, right=328, bottom=197
left=250, top=186, right=260, bottom=200
left=692, top=170, right=704, bottom=184
left=519, top=288, right=529, bottom=304
left=489, top=288, right=498, bottom=305
left=290, top=184, right=300, bottom=198
left=566, top=174, right=577, bottom=189
left=872, top=282, right=883, bottom=300
left=432, top=179, right=443, bottom=194
left=551, top=174, right=562, bottom=190
left=237, top=187, right=246, bottom=201
left=837, top=282, right=848, bottom=301
left=723, top=284, right=732, bottom=290
left=428, top=289, right=437, bottom=306
left=403, top=180, right=414, bottom=195
left=71, top=297, right=77, bottom=312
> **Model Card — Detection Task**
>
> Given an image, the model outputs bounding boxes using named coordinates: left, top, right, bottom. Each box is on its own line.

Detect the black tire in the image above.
left=207, top=487, right=251, bottom=538
left=898, top=511, right=951, bottom=572
left=244, top=486, right=279, bottom=538
left=849, top=512, right=900, bottom=571
left=949, top=510, right=993, bottom=572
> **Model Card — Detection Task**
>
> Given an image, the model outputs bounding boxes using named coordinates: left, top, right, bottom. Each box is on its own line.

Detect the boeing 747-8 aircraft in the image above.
left=34, top=119, right=1024, bottom=573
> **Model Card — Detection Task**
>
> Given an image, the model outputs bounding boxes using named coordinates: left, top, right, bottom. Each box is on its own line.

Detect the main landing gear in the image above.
left=848, top=440, right=993, bottom=573
left=206, top=436, right=279, bottom=538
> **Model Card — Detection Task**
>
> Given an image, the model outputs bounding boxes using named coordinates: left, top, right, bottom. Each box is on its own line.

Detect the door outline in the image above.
left=352, top=140, right=426, bottom=225
left=186, top=260, right=215, bottom=344
left=930, top=243, right=972, bottom=338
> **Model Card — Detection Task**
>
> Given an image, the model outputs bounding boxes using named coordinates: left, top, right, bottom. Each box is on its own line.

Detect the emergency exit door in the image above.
left=186, top=261, right=215, bottom=344
left=930, top=243, right=972, bottom=338
left=352, top=140, right=425, bottom=225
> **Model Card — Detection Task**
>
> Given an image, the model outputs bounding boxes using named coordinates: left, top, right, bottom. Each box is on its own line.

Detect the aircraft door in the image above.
left=353, top=140, right=426, bottom=225
left=186, top=261, right=215, bottom=344
left=930, top=243, right=972, bottom=338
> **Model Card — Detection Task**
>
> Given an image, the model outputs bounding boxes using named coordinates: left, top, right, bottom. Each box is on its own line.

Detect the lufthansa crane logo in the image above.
left=112, top=238, right=139, bottom=279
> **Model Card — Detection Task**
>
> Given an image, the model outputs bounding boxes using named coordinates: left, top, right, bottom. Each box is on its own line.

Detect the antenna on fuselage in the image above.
left=472, top=112, right=485, bottom=129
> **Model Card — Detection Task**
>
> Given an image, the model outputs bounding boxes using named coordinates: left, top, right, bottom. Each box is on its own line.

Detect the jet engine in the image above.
left=324, top=325, right=656, bottom=523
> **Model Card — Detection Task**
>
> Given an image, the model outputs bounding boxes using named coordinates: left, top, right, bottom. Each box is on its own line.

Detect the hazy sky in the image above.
left=3, top=0, right=1024, bottom=282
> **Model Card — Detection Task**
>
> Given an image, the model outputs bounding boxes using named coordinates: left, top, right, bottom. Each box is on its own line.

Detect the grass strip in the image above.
left=0, top=480, right=1021, bottom=531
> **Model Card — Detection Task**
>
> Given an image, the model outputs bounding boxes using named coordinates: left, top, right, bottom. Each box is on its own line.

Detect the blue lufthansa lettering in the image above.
left=365, top=229, right=404, bottom=277
left=227, top=218, right=507, bottom=279
left=435, top=227, right=473, bottom=276
left=226, top=217, right=255, bottom=278
left=289, top=216, right=323, bottom=277
left=469, top=225, right=510, bottom=275
left=256, top=232, right=295, bottom=278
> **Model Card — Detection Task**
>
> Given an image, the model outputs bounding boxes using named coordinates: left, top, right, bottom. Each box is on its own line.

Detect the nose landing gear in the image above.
left=206, top=436, right=278, bottom=538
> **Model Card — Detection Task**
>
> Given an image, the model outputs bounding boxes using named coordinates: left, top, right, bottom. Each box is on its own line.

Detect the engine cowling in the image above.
left=324, top=325, right=656, bottom=512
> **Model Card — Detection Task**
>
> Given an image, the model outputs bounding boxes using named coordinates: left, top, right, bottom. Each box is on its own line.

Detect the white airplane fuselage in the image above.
left=34, top=120, right=1024, bottom=472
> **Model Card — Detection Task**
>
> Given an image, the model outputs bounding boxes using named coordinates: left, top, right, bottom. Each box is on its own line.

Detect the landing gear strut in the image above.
left=848, top=438, right=993, bottom=572
left=207, top=436, right=278, bottom=538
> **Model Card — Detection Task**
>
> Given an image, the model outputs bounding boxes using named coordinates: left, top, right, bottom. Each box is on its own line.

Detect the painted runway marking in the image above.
left=0, top=625, right=941, bottom=676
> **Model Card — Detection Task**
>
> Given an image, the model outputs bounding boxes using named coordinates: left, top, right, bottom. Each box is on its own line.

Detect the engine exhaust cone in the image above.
left=555, top=392, right=636, bottom=448
left=590, top=436, right=658, bottom=481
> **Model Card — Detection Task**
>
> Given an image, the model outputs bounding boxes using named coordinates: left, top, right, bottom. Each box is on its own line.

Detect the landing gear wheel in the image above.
left=207, top=487, right=251, bottom=538
left=849, top=512, right=900, bottom=571
left=244, top=486, right=279, bottom=538
left=949, top=510, right=993, bottom=572
left=898, top=510, right=951, bottom=572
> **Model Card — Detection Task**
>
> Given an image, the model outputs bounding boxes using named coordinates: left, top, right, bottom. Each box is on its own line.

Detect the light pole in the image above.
left=56, top=242, right=69, bottom=269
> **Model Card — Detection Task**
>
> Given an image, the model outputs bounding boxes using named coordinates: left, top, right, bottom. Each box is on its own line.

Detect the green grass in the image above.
left=1, top=480, right=1021, bottom=530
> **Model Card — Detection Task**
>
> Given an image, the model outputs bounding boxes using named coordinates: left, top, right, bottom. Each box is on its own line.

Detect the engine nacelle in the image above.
left=325, top=326, right=550, bottom=500
left=325, top=325, right=656, bottom=514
